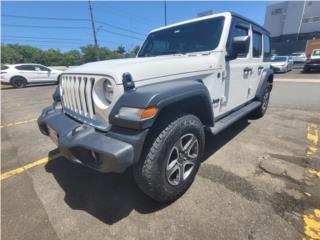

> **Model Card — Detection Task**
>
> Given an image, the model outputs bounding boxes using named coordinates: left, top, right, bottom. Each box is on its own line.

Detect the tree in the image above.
left=116, top=45, right=126, bottom=54
left=129, top=45, right=140, bottom=57
left=1, top=43, right=126, bottom=66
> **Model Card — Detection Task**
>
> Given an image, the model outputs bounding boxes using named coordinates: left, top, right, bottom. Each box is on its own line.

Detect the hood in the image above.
left=63, top=54, right=214, bottom=84
left=271, top=62, right=287, bottom=66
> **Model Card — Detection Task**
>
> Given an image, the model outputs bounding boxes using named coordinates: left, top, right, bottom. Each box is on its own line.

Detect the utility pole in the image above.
left=164, top=0, right=167, bottom=26
left=88, top=0, right=100, bottom=60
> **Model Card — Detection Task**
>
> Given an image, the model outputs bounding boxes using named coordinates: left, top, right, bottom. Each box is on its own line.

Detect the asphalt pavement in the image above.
left=1, top=80, right=320, bottom=240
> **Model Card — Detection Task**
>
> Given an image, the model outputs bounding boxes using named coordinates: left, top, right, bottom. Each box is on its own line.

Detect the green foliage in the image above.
left=129, top=45, right=140, bottom=57
left=1, top=43, right=138, bottom=66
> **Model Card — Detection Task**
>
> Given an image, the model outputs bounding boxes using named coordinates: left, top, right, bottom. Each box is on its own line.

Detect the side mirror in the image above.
left=226, top=36, right=250, bottom=61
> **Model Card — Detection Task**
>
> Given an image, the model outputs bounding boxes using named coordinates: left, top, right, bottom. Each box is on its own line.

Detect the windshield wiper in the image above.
left=161, top=49, right=186, bottom=55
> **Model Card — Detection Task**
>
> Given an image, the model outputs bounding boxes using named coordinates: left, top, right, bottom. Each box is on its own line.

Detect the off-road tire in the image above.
left=11, top=77, right=27, bottom=88
left=251, top=86, right=271, bottom=118
left=133, top=113, right=205, bottom=202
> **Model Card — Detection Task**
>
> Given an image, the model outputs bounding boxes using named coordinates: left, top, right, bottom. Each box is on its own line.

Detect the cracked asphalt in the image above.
left=1, top=80, right=320, bottom=240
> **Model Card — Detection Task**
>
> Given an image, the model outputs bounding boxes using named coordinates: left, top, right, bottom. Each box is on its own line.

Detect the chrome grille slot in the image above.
left=61, top=74, right=96, bottom=121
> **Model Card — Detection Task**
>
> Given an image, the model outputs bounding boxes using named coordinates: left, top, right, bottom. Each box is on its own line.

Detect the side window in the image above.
left=231, top=26, right=249, bottom=58
left=263, top=35, right=271, bottom=59
left=252, top=31, right=262, bottom=58
left=37, top=65, right=49, bottom=71
left=15, top=65, right=36, bottom=71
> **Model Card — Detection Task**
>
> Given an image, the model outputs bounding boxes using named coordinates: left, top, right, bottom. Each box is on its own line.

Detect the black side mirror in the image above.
left=226, top=36, right=250, bottom=61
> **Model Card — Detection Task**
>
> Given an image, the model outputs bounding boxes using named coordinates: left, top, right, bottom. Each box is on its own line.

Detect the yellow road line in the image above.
left=0, top=118, right=37, bottom=129
left=303, top=209, right=320, bottom=240
left=306, top=123, right=319, bottom=157
left=0, top=155, right=59, bottom=181
left=307, top=123, right=319, bottom=146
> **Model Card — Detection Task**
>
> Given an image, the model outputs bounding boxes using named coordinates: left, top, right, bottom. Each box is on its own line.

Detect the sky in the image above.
left=1, top=1, right=269, bottom=52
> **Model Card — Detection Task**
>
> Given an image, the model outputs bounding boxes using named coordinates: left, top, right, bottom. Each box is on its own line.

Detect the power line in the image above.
left=2, top=14, right=146, bottom=36
left=2, top=35, right=120, bottom=45
left=3, top=24, right=145, bottom=41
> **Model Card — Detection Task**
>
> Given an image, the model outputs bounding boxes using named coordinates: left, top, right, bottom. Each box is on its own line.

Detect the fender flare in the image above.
left=109, top=80, right=213, bottom=129
left=255, top=68, right=273, bottom=101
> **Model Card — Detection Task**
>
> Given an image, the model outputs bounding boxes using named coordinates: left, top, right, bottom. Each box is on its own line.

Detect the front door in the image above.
left=221, top=22, right=252, bottom=114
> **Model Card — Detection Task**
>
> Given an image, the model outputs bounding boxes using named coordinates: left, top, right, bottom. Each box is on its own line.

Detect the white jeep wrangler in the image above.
left=38, top=12, right=273, bottom=202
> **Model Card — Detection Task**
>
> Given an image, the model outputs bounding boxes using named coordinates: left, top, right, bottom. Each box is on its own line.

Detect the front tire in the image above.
left=133, top=113, right=205, bottom=202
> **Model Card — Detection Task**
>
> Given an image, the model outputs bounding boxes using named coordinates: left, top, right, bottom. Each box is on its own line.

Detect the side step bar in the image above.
left=209, top=101, right=261, bottom=135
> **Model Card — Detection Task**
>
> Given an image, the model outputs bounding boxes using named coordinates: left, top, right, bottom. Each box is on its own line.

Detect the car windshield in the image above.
left=312, top=50, right=320, bottom=56
left=1, top=65, right=9, bottom=70
left=138, top=17, right=225, bottom=57
left=272, top=57, right=287, bottom=62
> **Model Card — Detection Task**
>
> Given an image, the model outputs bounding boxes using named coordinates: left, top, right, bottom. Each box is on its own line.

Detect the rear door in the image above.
left=247, top=29, right=264, bottom=100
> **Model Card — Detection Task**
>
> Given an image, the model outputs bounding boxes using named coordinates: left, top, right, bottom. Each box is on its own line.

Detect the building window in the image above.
left=271, top=8, right=283, bottom=15
left=303, top=16, right=320, bottom=23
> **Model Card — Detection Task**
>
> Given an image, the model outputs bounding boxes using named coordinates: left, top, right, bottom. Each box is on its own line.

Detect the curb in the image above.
left=274, top=79, right=320, bottom=83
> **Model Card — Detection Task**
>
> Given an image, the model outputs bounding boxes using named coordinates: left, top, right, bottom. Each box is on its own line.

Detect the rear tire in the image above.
left=133, top=113, right=205, bottom=202
left=250, top=86, right=271, bottom=119
left=11, top=77, right=27, bottom=88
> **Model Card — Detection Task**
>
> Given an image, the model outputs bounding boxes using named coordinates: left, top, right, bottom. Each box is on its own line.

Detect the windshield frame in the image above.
left=138, top=16, right=225, bottom=57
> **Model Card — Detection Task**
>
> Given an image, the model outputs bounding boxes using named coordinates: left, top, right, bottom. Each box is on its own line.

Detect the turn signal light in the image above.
left=140, top=107, right=158, bottom=120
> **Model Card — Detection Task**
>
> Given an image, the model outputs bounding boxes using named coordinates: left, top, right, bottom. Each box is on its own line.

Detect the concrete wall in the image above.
left=264, top=0, right=320, bottom=37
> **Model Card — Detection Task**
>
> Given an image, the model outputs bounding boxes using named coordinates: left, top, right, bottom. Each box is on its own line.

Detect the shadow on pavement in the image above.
left=45, top=118, right=250, bottom=225
left=204, top=118, right=250, bottom=160
left=45, top=152, right=169, bottom=225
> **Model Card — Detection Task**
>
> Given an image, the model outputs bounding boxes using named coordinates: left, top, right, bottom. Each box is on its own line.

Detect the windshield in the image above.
left=138, top=17, right=225, bottom=57
left=312, top=49, right=320, bottom=56
left=1, top=65, right=9, bottom=70
left=272, top=56, right=287, bottom=62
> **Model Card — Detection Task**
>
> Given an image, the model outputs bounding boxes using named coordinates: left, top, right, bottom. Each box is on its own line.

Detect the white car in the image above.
left=291, top=52, right=306, bottom=63
left=271, top=56, right=293, bottom=73
left=304, top=48, right=320, bottom=72
left=39, top=12, right=273, bottom=202
left=1, top=64, right=62, bottom=88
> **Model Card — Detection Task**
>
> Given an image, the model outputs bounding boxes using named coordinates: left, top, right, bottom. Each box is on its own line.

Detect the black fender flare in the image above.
left=109, top=80, right=213, bottom=129
left=255, top=68, right=273, bottom=101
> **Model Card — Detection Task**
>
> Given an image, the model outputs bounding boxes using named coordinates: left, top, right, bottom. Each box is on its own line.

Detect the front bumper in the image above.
left=304, top=62, right=320, bottom=69
left=271, top=65, right=286, bottom=72
left=38, top=105, right=148, bottom=173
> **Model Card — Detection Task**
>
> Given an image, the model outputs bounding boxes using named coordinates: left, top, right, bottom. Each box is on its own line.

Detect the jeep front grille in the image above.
left=61, top=75, right=95, bottom=119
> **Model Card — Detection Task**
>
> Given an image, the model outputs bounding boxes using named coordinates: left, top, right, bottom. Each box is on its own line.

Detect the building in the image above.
left=264, top=0, right=320, bottom=55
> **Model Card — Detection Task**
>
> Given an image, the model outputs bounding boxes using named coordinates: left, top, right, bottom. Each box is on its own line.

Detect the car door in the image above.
left=34, top=65, right=51, bottom=82
left=222, top=19, right=252, bottom=114
left=247, top=29, right=264, bottom=100
left=15, top=65, right=38, bottom=82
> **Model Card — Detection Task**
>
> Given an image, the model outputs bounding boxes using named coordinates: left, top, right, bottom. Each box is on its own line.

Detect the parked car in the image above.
left=304, top=49, right=320, bottom=72
left=0, top=64, right=62, bottom=88
left=38, top=12, right=273, bottom=202
left=271, top=56, right=293, bottom=73
left=290, top=52, right=306, bottom=63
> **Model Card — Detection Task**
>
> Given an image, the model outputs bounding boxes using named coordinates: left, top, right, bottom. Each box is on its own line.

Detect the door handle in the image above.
left=243, top=67, right=252, bottom=73
left=258, top=66, right=264, bottom=70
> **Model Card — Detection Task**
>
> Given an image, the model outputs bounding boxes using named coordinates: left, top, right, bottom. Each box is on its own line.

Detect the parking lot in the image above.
left=1, top=74, right=320, bottom=240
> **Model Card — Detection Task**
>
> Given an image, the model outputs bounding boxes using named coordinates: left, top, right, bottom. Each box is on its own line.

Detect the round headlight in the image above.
left=103, top=79, right=114, bottom=104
